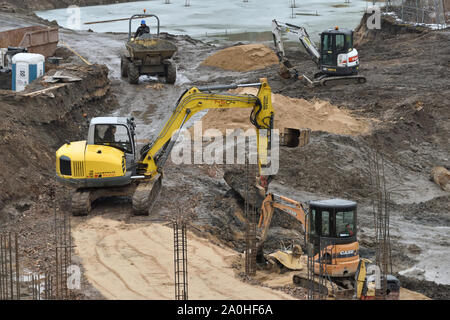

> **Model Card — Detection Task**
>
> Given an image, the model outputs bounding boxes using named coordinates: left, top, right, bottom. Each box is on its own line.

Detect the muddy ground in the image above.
left=0, top=10, right=449, bottom=299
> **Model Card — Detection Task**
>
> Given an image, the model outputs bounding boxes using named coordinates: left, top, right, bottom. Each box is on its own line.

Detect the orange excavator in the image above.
left=256, top=190, right=360, bottom=288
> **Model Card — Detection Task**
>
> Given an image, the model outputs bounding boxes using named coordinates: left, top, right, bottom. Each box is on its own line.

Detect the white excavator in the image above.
left=272, top=19, right=366, bottom=86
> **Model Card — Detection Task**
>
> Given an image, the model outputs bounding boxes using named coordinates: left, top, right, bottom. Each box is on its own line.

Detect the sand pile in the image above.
left=201, top=44, right=279, bottom=72
left=73, top=217, right=294, bottom=300
left=431, top=166, right=450, bottom=192
left=189, top=87, right=370, bottom=138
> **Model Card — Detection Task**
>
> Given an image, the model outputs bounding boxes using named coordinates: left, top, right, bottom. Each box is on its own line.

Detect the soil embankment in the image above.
left=0, top=63, right=117, bottom=284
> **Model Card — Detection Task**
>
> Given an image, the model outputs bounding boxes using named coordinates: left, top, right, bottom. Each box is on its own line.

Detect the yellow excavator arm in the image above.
left=139, top=78, right=274, bottom=180
left=56, top=78, right=278, bottom=216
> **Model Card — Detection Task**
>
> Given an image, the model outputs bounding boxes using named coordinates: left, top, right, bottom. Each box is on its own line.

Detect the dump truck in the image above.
left=121, top=14, right=177, bottom=85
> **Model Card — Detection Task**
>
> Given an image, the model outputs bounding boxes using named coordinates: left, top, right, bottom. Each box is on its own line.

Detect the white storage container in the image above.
left=12, top=53, right=45, bottom=92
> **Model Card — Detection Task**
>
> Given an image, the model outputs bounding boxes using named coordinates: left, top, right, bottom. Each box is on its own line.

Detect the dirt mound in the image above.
left=397, top=275, right=450, bottom=300
left=72, top=216, right=295, bottom=300
left=189, top=87, right=370, bottom=138
left=354, top=13, right=427, bottom=46
left=201, top=44, right=279, bottom=72
left=430, top=166, right=450, bottom=192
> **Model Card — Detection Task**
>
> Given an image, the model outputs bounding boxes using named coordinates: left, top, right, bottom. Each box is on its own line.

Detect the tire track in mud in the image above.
left=72, top=217, right=294, bottom=300
left=133, top=228, right=239, bottom=298
left=94, top=237, right=149, bottom=299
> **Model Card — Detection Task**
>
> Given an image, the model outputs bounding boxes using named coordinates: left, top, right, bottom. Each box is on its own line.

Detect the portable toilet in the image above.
left=12, top=53, right=45, bottom=92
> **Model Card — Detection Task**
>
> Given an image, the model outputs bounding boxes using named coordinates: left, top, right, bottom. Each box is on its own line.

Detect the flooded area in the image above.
left=35, top=0, right=372, bottom=42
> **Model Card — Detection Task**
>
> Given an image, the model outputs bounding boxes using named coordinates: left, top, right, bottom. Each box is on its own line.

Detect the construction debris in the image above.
left=42, top=70, right=82, bottom=84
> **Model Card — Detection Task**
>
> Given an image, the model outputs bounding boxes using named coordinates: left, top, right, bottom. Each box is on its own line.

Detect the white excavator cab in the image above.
left=319, top=28, right=359, bottom=76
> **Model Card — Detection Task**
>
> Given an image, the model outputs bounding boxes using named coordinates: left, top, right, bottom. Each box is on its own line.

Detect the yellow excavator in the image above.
left=257, top=190, right=360, bottom=292
left=56, top=78, right=297, bottom=215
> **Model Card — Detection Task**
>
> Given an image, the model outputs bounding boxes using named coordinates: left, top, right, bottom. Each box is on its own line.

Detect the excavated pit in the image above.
left=0, top=8, right=448, bottom=299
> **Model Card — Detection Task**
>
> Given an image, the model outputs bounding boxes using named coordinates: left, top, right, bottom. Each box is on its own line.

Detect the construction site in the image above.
left=0, top=0, right=449, bottom=302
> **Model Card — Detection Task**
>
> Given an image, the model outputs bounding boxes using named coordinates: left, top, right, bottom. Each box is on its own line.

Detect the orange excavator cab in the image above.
left=257, top=194, right=359, bottom=278
left=307, top=199, right=359, bottom=277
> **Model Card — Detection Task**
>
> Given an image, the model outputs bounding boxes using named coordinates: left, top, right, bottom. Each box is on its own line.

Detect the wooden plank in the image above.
left=60, top=41, right=92, bottom=65
left=22, top=83, right=66, bottom=97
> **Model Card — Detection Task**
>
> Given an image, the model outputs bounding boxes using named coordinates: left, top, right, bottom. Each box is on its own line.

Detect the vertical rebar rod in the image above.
left=64, top=212, right=68, bottom=299
left=32, top=274, right=35, bottom=300
left=15, top=233, right=19, bottom=300
left=3, top=236, right=8, bottom=299
left=401, top=0, right=405, bottom=20
left=244, top=158, right=257, bottom=276
left=9, top=233, right=13, bottom=300
left=38, top=275, right=41, bottom=300
left=68, top=212, right=72, bottom=299
left=0, top=235, right=3, bottom=300
left=174, top=221, right=179, bottom=300
left=59, top=217, right=63, bottom=299
left=182, top=223, right=188, bottom=300
left=54, top=207, right=59, bottom=299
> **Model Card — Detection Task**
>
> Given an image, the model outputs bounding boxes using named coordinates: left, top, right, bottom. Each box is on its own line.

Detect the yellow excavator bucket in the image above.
left=268, top=245, right=304, bottom=271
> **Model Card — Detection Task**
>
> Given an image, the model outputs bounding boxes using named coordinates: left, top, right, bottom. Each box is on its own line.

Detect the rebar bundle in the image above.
left=368, top=151, right=393, bottom=299
left=0, top=206, right=75, bottom=300
left=173, top=220, right=188, bottom=300
left=53, top=208, right=73, bottom=299
left=0, top=233, right=19, bottom=300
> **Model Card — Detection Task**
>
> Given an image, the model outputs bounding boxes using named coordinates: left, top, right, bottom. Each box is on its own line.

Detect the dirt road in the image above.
left=72, top=216, right=294, bottom=300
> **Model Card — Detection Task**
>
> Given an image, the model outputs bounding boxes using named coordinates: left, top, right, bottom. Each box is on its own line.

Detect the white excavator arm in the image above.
left=272, top=19, right=320, bottom=67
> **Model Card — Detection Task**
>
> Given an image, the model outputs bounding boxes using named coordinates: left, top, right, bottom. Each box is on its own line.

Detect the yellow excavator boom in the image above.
left=56, top=78, right=281, bottom=215
left=139, top=78, right=274, bottom=180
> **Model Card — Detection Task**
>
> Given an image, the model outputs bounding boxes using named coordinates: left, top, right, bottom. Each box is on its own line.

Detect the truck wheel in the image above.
left=128, top=63, right=139, bottom=85
left=166, top=62, right=176, bottom=84
left=121, top=56, right=129, bottom=78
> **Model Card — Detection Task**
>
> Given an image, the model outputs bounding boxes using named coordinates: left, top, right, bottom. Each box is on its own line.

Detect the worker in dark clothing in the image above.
left=103, top=125, right=117, bottom=143
left=134, top=20, right=150, bottom=38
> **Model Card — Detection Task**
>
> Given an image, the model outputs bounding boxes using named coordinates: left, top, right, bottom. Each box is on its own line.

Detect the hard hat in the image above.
left=141, top=20, right=146, bottom=25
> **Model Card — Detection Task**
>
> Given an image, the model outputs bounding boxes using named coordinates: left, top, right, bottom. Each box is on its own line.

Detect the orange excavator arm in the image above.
left=257, top=191, right=307, bottom=251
